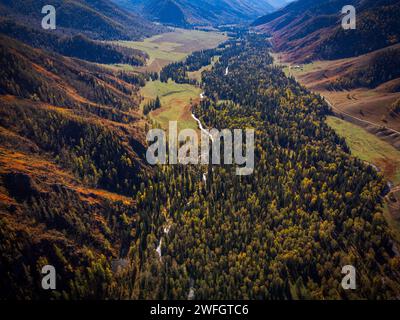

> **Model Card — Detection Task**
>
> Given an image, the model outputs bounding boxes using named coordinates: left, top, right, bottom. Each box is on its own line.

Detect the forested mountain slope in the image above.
left=329, top=46, right=400, bottom=90
left=0, top=35, right=152, bottom=299
left=253, top=0, right=400, bottom=142
left=113, top=0, right=275, bottom=26
left=1, top=30, right=400, bottom=299
left=0, top=18, right=148, bottom=66
left=0, top=0, right=166, bottom=40
left=253, top=0, right=400, bottom=62
left=0, top=0, right=168, bottom=65
left=1, top=0, right=399, bottom=299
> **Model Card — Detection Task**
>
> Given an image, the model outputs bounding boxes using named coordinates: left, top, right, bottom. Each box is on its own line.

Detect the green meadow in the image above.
left=327, top=116, right=400, bottom=185
left=114, top=29, right=228, bottom=72
left=141, top=80, right=201, bottom=131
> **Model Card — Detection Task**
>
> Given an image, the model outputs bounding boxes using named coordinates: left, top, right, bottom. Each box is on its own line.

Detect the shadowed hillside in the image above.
left=0, top=0, right=169, bottom=65
left=113, top=0, right=276, bottom=27
left=254, top=0, right=400, bottom=62
left=0, top=35, right=152, bottom=298
left=0, top=18, right=149, bottom=66
left=0, top=0, right=166, bottom=40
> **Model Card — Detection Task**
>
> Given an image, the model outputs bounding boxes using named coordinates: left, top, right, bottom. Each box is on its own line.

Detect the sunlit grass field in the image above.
left=118, top=37, right=187, bottom=63
left=327, top=116, right=400, bottom=185
left=141, top=80, right=201, bottom=131
left=113, top=29, right=228, bottom=72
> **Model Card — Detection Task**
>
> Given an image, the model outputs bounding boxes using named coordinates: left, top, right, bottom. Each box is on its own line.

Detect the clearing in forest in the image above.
left=113, top=29, right=228, bottom=73
left=141, top=80, right=202, bottom=131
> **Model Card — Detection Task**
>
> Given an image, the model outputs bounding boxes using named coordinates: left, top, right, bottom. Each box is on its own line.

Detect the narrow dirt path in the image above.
left=324, top=96, right=400, bottom=136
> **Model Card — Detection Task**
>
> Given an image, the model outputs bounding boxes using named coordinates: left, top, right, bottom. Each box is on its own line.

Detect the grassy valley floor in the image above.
left=112, top=28, right=228, bottom=73
left=272, top=52, right=400, bottom=142
left=272, top=53, right=400, bottom=182
left=113, top=29, right=228, bottom=132
left=140, top=80, right=201, bottom=131
left=326, top=116, right=400, bottom=185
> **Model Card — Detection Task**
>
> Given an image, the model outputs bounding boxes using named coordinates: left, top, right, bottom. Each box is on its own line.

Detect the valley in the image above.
left=112, top=28, right=228, bottom=72
left=1, top=0, right=400, bottom=302
left=273, top=51, right=400, bottom=145
left=256, top=0, right=400, bottom=143
left=112, top=0, right=277, bottom=27
left=261, top=0, right=400, bottom=243
left=140, top=79, right=201, bottom=131
left=118, top=28, right=227, bottom=131
left=131, top=33, right=400, bottom=299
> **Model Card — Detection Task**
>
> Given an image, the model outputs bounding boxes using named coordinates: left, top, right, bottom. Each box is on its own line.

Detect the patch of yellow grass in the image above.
left=112, top=29, right=228, bottom=72
left=326, top=116, right=400, bottom=185
left=141, top=80, right=201, bottom=131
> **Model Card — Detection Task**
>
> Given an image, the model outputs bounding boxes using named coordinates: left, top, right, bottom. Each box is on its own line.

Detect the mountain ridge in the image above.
left=252, top=0, right=400, bottom=62
left=0, top=0, right=166, bottom=40
left=113, top=0, right=276, bottom=26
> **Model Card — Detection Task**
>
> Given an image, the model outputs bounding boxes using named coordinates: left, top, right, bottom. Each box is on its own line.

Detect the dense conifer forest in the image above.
left=160, top=48, right=221, bottom=84
left=0, top=19, right=148, bottom=65
left=119, top=35, right=400, bottom=299
left=1, top=27, right=400, bottom=300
